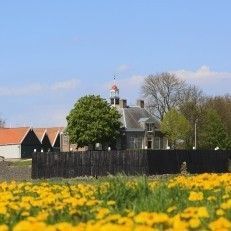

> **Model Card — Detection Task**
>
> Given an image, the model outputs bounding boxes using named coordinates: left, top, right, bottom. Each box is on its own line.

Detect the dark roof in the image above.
left=117, top=106, right=159, bottom=131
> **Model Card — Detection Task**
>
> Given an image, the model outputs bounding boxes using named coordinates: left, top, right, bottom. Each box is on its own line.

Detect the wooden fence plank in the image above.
left=31, top=149, right=231, bottom=179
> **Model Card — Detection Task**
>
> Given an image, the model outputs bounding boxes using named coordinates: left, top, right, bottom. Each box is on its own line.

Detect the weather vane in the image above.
left=113, top=74, right=118, bottom=84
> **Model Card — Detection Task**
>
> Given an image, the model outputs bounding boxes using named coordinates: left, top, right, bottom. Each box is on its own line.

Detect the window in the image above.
left=146, top=123, right=154, bottom=132
left=129, top=137, right=143, bottom=149
left=153, top=137, right=161, bottom=150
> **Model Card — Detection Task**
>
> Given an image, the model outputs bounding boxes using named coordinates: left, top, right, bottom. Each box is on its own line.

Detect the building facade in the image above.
left=110, top=84, right=166, bottom=150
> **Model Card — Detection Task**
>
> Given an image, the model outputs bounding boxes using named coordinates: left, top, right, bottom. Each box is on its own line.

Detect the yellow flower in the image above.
left=222, top=194, right=229, bottom=200
left=220, top=199, right=231, bottom=210
left=0, top=225, right=8, bottom=231
left=209, top=217, right=231, bottom=231
left=107, top=200, right=116, bottom=206
left=134, top=212, right=169, bottom=226
left=216, top=209, right=225, bottom=216
left=197, top=207, right=209, bottom=218
left=207, top=196, right=216, bottom=201
left=171, top=214, right=189, bottom=231
left=188, top=191, right=204, bottom=201
left=54, top=222, right=75, bottom=231
left=96, top=208, right=110, bottom=219
left=189, top=218, right=200, bottom=229
left=167, top=206, right=177, bottom=213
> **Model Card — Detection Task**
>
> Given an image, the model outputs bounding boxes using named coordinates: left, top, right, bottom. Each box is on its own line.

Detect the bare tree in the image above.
left=142, top=73, right=187, bottom=120
left=180, top=85, right=205, bottom=122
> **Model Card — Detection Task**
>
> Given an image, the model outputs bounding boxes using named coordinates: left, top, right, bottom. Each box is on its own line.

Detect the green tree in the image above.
left=161, top=109, right=191, bottom=149
left=205, top=95, right=231, bottom=137
left=66, top=95, right=121, bottom=149
left=199, top=109, right=231, bottom=150
left=179, top=86, right=206, bottom=149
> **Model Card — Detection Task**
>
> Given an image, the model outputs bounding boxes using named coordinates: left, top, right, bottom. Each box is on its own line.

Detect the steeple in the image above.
left=110, top=77, right=120, bottom=106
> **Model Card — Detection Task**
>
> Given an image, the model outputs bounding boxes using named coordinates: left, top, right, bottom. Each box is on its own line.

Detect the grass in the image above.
left=8, top=159, right=32, bottom=167
left=95, top=174, right=190, bottom=213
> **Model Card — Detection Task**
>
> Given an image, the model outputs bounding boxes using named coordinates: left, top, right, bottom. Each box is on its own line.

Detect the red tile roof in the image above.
left=0, top=127, right=31, bottom=145
left=35, top=127, right=64, bottom=146
left=33, top=128, right=47, bottom=142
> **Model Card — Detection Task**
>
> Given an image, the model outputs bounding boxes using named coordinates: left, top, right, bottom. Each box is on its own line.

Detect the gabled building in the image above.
left=0, top=127, right=42, bottom=159
left=33, top=128, right=52, bottom=152
left=110, top=84, right=166, bottom=150
left=46, top=127, right=64, bottom=152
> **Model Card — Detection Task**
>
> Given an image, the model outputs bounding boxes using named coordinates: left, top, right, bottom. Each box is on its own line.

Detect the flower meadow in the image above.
left=0, top=174, right=231, bottom=230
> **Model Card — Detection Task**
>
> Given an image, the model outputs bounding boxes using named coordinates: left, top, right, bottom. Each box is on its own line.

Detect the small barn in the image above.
left=33, top=128, right=52, bottom=152
left=0, top=127, right=42, bottom=159
left=46, top=127, right=64, bottom=152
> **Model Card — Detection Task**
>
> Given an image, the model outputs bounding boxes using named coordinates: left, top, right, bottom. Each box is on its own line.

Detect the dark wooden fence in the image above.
left=31, top=150, right=231, bottom=179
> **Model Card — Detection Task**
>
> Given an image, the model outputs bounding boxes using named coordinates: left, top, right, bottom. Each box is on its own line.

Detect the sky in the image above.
left=0, top=1, right=231, bottom=127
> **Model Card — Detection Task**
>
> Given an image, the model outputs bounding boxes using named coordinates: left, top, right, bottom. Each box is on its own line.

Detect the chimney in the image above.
left=119, top=99, right=127, bottom=108
left=137, top=100, right=144, bottom=108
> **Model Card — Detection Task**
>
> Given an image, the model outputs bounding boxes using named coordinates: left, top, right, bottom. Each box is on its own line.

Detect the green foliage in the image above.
left=66, top=95, right=121, bottom=148
left=200, top=109, right=231, bottom=150
left=160, top=109, right=191, bottom=149
left=95, top=175, right=195, bottom=213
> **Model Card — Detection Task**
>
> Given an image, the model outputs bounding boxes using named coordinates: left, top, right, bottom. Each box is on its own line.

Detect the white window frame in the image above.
left=146, top=123, right=154, bottom=132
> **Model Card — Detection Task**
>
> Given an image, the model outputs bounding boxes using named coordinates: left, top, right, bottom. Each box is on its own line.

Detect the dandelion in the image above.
left=188, top=191, right=204, bottom=201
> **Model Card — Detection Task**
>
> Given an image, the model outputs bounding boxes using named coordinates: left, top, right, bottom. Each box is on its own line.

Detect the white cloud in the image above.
left=172, top=65, right=231, bottom=82
left=103, top=66, right=231, bottom=99
left=51, top=79, right=80, bottom=91
left=119, top=75, right=144, bottom=87
left=171, top=66, right=231, bottom=95
left=0, top=79, right=80, bottom=96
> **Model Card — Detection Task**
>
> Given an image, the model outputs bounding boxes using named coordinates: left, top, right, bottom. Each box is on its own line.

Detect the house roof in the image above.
left=117, top=106, right=159, bottom=131
left=33, top=128, right=47, bottom=142
left=46, top=127, right=64, bottom=146
left=0, top=127, right=31, bottom=145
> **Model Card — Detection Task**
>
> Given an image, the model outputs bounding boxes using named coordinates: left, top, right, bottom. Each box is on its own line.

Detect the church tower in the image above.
left=110, top=83, right=120, bottom=106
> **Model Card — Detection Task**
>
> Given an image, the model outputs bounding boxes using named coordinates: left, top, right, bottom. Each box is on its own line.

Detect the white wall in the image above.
left=0, top=145, right=21, bottom=159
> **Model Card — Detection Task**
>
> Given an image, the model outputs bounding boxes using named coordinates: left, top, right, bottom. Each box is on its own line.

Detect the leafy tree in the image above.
left=160, top=109, right=191, bottom=149
left=179, top=86, right=206, bottom=148
left=204, top=95, right=231, bottom=137
left=66, top=95, right=121, bottom=149
left=199, top=109, right=231, bottom=150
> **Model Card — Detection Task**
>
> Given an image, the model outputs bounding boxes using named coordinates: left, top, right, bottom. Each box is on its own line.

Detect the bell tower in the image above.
left=110, top=83, right=120, bottom=106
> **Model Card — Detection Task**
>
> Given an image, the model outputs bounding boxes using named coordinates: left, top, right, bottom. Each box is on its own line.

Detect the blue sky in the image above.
left=0, top=1, right=231, bottom=127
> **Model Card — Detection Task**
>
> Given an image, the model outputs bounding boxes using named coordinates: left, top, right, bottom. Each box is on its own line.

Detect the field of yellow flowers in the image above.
left=0, top=174, right=231, bottom=231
